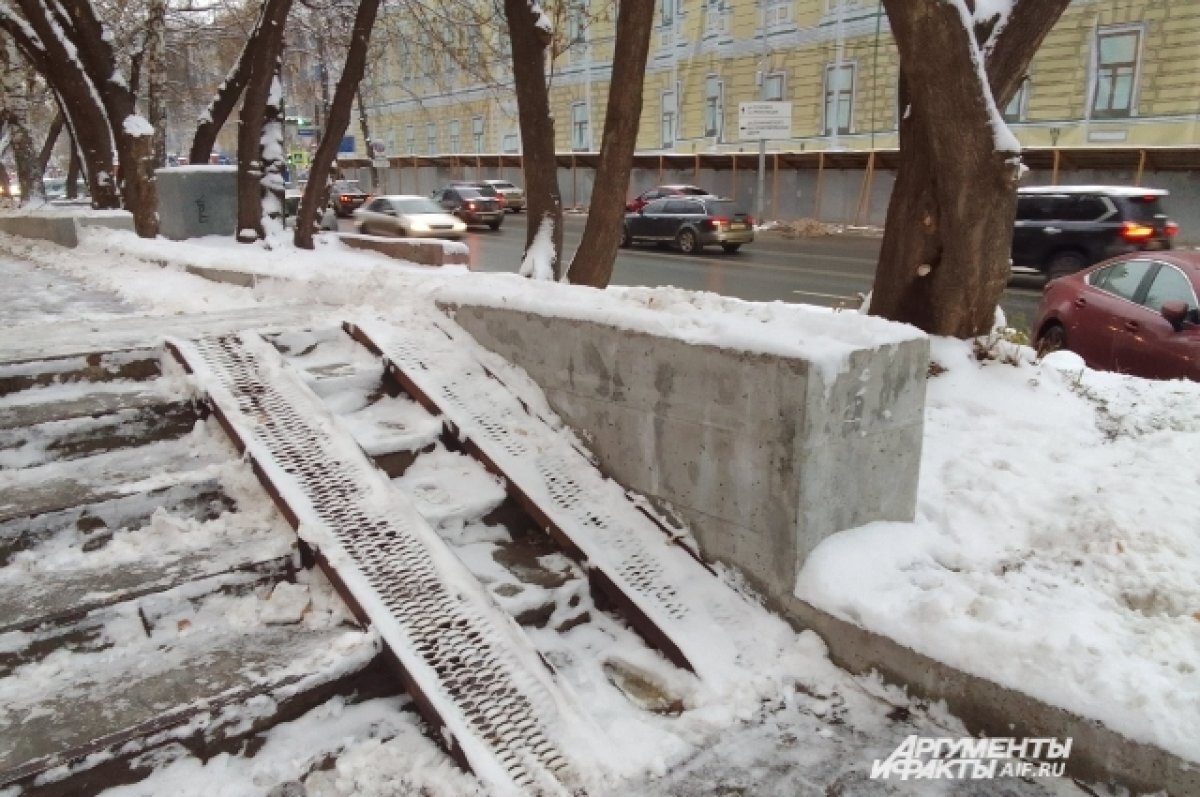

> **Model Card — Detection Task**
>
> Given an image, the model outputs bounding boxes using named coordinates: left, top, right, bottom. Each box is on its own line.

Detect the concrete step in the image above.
left=0, top=381, right=171, bottom=431
left=0, top=584, right=382, bottom=794
left=0, top=401, right=199, bottom=469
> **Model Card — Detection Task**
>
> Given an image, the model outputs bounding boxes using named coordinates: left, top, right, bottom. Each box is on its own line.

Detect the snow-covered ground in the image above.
left=2, top=220, right=1195, bottom=794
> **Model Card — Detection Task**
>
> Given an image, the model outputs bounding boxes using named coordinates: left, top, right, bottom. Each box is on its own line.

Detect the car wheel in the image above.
left=1046, top=251, right=1086, bottom=280
left=722, top=243, right=741, bottom=254
left=1037, top=323, right=1067, bottom=357
left=489, top=219, right=502, bottom=230
left=677, top=228, right=699, bottom=254
left=620, top=225, right=631, bottom=248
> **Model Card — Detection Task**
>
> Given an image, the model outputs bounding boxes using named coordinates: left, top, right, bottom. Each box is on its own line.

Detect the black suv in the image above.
left=1013, top=186, right=1178, bottom=279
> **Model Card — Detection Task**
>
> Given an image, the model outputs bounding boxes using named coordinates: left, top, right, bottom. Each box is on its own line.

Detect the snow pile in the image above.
left=798, top=337, right=1200, bottom=763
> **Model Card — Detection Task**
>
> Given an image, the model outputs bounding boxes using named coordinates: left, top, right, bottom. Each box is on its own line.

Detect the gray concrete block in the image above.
left=156, top=166, right=238, bottom=240
left=339, top=233, right=468, bottom=266
left=444, top=302, right=928, bottom=608
left=0, top=212, right=136, bottom=248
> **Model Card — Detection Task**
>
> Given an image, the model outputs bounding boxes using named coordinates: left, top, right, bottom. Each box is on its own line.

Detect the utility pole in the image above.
left=756, top=2, right=767, bottom=222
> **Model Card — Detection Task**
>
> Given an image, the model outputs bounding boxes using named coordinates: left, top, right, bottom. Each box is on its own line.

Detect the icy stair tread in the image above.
left=169, top=332, right=584, bottom=796
left=0, top=622, right=373, bottom=783
left=0, top=382, right=170, bottom=431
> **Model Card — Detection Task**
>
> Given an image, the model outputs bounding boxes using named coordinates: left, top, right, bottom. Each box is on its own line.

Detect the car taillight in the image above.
left=340, top=194, right=350, bottom=202
left=708, top=216, right=730, bottom=230
left=745, top=216, right=754, bottom=226
left=466, top=202, right=475, bottom=210
left=1120, top=221, right=1155, bottom=242
left=1165, top=221, right=1179, bottom=238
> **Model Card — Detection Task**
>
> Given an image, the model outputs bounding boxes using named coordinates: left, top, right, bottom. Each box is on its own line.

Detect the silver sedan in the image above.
left=353, top=195, right=467, bottom=240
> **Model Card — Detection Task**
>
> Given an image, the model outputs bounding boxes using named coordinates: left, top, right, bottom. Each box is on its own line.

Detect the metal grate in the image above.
left=174, top=334, right=576, bottom=795
left=352, top=317, right=730, bottom=678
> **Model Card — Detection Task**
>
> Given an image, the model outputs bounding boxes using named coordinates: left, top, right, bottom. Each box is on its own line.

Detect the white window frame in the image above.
left=571, top=102, right=591, bottom=151
left=472, top=117, right=485, bottom=153
left=824, top=61, right=856, bottom=135
left=763, top=0, right=791, bottom=30
left=704, top=74, right=724, bottom=139
left=763, top=72, right=785, bottom=102
left=704, top=0, right=728, bottom=37
left=404, top=124, right=415, bottom=155
left=502, top=132, right=520, bottom=153
left=448, top=119, right=461, bottom=153
left=425, top=122, right=437, bottom=155
left=1003, top=77, right=1029, bottom=123
left=661, top=89, right=678, bottom=148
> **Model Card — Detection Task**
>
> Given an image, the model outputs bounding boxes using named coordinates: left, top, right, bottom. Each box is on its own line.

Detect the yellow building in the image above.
left=360, top=0, right=1200, bottom=158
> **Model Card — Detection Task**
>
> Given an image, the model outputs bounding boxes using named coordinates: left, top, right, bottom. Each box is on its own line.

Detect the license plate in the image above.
left=1146, top=240, right=1163, bottom=250
left=730, top=223, right=746, bottom=230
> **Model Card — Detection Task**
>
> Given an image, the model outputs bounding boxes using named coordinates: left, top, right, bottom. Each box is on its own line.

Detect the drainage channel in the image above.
left=346, top=315, right=743, bottom=690
left=167, top=332, right=583, bottom=797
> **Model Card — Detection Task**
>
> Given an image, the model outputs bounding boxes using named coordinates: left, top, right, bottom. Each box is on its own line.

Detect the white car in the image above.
left=480, top=179, right=525, bottom=213
left=353, top=195, right=467, bottom=240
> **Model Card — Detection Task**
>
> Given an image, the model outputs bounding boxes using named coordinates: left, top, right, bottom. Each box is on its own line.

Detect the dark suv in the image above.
left=432, top=185, right=504, bottom=229
left=622, top=196, right=754, bottom=254
left=1013, top=186, right=1178, bottom=279
left=330, top=180, right=369, bottom=217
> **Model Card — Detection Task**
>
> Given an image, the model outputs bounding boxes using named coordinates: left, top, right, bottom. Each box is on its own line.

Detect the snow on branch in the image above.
left=946, top=0, right=1020, bottom=154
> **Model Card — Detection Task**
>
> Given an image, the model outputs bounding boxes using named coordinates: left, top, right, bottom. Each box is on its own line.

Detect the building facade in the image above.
left=360, top=0, right=1200, bottom=158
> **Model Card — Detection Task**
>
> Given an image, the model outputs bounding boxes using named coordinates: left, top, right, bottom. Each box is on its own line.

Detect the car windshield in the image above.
left=491, top=182, right=516, bottom=190
left=679, top=187, right=709, bottom=196
left=1122, top=195, right=1168, bottom=222
left=394, top=198, right=444, bottom=214
left=458, top=188, right=485, bottom=198
left=334, top=181, right=365, bottom=195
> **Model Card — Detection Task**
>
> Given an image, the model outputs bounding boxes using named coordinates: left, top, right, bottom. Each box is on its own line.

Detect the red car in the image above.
left=1033, top=251, right=1200, bottom=381
left=625, top=184, right=712, bottom=213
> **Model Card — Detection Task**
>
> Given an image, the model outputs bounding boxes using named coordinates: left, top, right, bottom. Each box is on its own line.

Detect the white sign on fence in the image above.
left=738, top=101, right=792, bottom=141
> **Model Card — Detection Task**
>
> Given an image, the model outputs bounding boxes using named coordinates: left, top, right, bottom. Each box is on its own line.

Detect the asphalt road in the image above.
left=345, top=213, right=1046, bottom=328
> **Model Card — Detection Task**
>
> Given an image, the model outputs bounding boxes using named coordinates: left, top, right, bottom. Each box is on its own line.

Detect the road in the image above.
left=344, top=213, right=1046, bottom=328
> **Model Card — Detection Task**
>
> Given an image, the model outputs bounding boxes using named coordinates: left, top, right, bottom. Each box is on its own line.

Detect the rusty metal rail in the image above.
left=168, top=333, right=581, bottom=797
left=347, top=316, right=740, bottom=687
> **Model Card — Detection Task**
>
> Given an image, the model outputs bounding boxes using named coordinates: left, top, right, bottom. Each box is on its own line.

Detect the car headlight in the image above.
left=452, top=221, right=466, bottom=232
left=410, top=221, right=430, bottom=232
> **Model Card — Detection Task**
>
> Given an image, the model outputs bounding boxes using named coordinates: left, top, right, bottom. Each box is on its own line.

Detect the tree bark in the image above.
left=236, top=0, right=292, bottom=243
left=870, top=0, right=1070, bottom=337
left=295, top=0, right=382, bottom=249
left=188, top=5, right=268, bottom=166
left=504, top=0, right=562, bottom=279
left=0, top=41, right=43, bottom=205
left=566, top=0, right=655, bottom=287
left=57, top=0, right=158, bottom=236
left=2, top=5, right=120, bottom=209
left=38, top=111, right=64, bottom=174
left=144, top=0, right=168, bottom=169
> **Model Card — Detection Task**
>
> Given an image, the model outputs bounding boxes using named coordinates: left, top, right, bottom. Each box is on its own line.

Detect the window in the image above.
left=1092, top=27, right=1140, bottom=119
left=448, top=120, right=461, bottom=153
left=1094, top=260, right=1153, bottom=301
left=704, top=75, right=723, bottom=138
left=763, top=0, right=791, bottom=29
left=705, top=0, right=728, bottom=36
left=571, top=102, right=590, bottom=151
left=763, top=72, right=785, bottom=102
left=1003, top=78, right=1029, bottom=123
left=824, top=62, right=855, bottom=135
left=405, top=125, right=415, bottom=155
left=1143, top=265, right=1197, bottom=311
left=661, top=90, right=677, bottom=147
left=425, top=123, right=437, bottom=155
left=661, top=0, right=677, bottom=27
left=472, top=117, right=485, bottom=153
left=502, top=132, right=520, bottom=153
left=567, top=0, right=586, bottom=45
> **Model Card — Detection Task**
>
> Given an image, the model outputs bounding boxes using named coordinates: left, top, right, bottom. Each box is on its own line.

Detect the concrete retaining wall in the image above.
left=786, top=597, right=1199, bottom=795
left=443, top=302, right=927, bottom=609
left=0, top=213, right=134, bottom=248
left=340, top=234, right=469, bottom=267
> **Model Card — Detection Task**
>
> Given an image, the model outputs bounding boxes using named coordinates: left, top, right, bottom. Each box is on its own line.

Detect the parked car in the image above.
left=331, top=180, right=370, bottom=217
left=1013, top=186, right=1178, bottom=279
left=622, top=196, right=754, bottom=254
left=432, top=185, right=504, bottom=229
left=479, top=179, right=525, bottom=213
left=1033, top=251, right=1200, bottom=381
left=625, top=185, right=713, bottom=213
left=447, top=180, right=507, bottom=212
left=353, top=195, right=467, bottom=240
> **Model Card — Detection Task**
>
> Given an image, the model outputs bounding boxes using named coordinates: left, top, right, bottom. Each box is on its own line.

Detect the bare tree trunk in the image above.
left=57, top=0, right=158, bottom=236
left=0, top=41, right=43, bottom=205
left=2, top=5, right=120, bottom=209
left=144, top=0, right=168, bottom=169
left=504, top=0, right=562, bottom=279
left=38, top=111, right=64, bottom=174
left=236, top=0, right=292, bottom=243
left=66, top=144, right=82, bottom=199
left=870, top=0, right=1070, bottom=337
left=295, top=0, right=381, bottom=249
left=356, top=84, right=378, bottom=190
left=566, top=0, right=655, bottom=287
